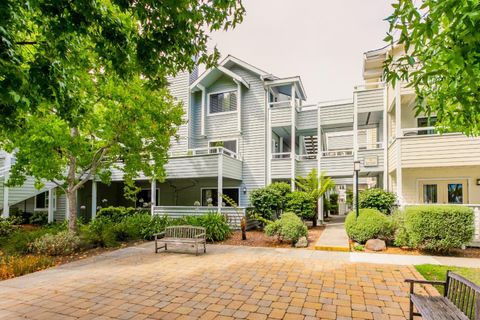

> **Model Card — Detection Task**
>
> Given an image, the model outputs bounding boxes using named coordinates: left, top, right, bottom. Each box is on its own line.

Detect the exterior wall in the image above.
left=356, top=88, right=384, bottom=113
left=297, top=109, right=317, bottom=130
left=320, top=102, right=353, bottom=125
left=402, top=166, right=480, bottom=204
left=168, top=71, right=191, bottom=153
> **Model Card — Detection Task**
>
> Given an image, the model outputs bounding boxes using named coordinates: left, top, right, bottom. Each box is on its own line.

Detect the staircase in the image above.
left=302, top=135, right=318, bottom=155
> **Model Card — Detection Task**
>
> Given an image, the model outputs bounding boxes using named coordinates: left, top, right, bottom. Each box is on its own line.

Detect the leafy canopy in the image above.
left=384, top=0, right=480, bottom=135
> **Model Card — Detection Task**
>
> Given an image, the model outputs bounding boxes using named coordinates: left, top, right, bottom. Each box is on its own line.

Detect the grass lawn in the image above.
left=415, top=264, right=480, bottom=294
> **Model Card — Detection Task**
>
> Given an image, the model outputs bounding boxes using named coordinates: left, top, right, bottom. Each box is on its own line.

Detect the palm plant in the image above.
left=295, top=169, right=335, bottom=226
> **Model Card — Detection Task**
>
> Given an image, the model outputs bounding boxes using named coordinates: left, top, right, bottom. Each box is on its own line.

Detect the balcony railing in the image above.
left=401, top=126, right=438, bottom=137
left=168, top=147, right=241, bottom=160
left=296, top=154, right=317, bottom=160
left=358, top=142, right=384, bottom=150
left=321, top=149, right=353, bottom=157
left=271, top=152, right=292, bottom=159
left=354, top=82, right=385, bottom=91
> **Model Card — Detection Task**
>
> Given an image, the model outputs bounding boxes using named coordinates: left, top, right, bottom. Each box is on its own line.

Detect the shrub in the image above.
left=184, top=212, right=231, bottom=242
left=8, top=207, right=31, bottom=225
left=249, top=182, right=291, bottom=220
left=0, top=218, right=18, bottom=237
left=328, top=193, right=339, bottom=215
left=399, top=205, right=474, bottom=253
left=0, top=255, right=55, bottom=280
left=265, top=212, right=308, bottom=244
left=114, top=214, right=153, bottom=241
left=285, top=191, right=316, bottom=220
left=29, top=211, right=48, bottom=225
left=345, top=209, right=393, bottom=244
left=96, top=206, right=138, bottom=222
left=80, top=217, right=118, bottom=248
left=358, top=188, right=397, bottom=214
left=0, top=224, right=66, bottom=255
left=30, top=231, right=81, bottom=256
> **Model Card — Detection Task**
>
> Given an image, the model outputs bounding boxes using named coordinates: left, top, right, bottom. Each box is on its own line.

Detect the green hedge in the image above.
left=285, top=191, right=315, bottom=220
left=345, top=208, right=393, bottom=244
left=249, top=182, right=291, bottom=220
left=265, top=212, right=308, bottom=244
left=397, top=205, right=474, bottom=253
left=358, top=188, right=397, bottom=214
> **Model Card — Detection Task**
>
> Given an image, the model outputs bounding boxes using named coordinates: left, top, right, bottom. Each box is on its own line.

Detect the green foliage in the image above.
left=328, top=193, right=339, bottom=215
left=384, top=0, right=480, bottom=135
left=264, top=212, right=308, bottom=245
left=345, top=209, right=393, bottom=244
left=399, top=206, right=474, bottom=253
left=353, top=245, right=364, bottom=252
left=30, top=231, right=81, bottom=256
left=1, top=0, right=245, bottom=232
left=29, top=211, right=48, bottom=225
left=0, top=224, right=66, bottom=255
left=114, top=214, right=153, bottom=241
left=415, top=264, right=480, bottom=295
left=285, top=191, right=316, bottom=220
left=358, top=188, right=397, bottom=214
left=183, top=213, right=231, bottom=242
left=96, top=206, right=138, bottom=223
left=249, top=182, right=291, bottom=220
left=346, top=189, right=353, bottom=207
left=8, top=207, right=31, bottom=225
left=0, top=219, right=18, bottom=237
left=80, top=218, right=118, bottom=248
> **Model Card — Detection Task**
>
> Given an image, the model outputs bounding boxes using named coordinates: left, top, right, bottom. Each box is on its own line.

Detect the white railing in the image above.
left=269, top=101, right=291, bottom=108
left=151, top=206, right=248, bottom=229
left=296, top=154, right=317, bottom=160
left=168, top=147, right=241, bottom=160
left=321, top=149, right=353, bottom=157
left=354, top=82, right=385, bottom=91
left=401, top=126, right=437, bottom=137
left=271, top=152, right=292, bottom=160
left=358, top=142, right=384, bottom=150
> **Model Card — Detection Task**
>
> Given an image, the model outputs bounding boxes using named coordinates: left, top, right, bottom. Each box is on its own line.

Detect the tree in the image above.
left=384, top=0, right=480, bottom=135
left=0, top=0, right=245, bottom=232
left=295, top=169, right=335, bottom=226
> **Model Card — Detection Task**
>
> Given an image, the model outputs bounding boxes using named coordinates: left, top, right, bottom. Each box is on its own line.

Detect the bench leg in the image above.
left=196, top=243, right=199, bottom=256
left=204, top=242, right=206, bottom=253
left=409, top=282, right=414, bottom=320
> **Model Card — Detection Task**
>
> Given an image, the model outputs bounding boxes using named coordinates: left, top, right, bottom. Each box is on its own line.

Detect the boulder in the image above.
left=295, top=236, right=308, bottom=248
left=365, top=239, right=386, bottom=251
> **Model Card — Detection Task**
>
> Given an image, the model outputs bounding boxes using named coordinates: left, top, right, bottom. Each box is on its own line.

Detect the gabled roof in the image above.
left=264, top=76, right=307, bottom=101
left=220, top=55, right=270, bottom=77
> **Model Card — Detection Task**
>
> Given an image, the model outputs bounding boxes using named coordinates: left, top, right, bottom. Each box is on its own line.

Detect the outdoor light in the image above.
left=477, top=178, right=480, bottom=186
left=243, top=186, right=247, bottom=194
left=353, top=160, right=361, bottom=220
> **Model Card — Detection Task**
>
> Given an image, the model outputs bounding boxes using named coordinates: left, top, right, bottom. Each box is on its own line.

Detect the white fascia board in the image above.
left=220, top=55, right=269, bottom=77
left=217, top=66, right=249, bottom=89
left=264, top=76, right=307, bottom=100
left=190, top=66, right=249, bottom=91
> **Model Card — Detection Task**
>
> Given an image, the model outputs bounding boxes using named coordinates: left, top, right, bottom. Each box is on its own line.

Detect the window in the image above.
left=201, top=188, right=239, bottom=206
left=34, top=191, right=56, bottom=211
left=136, top=189, right=159, bottom=208
left=209, top=140, right=237, bottom=153
left=209, top=91, right=237, bottom=114
left=417, top=116, right=437, bottom=135
left=423, top=184, right=438, bottom=203
left=448, top=184, right=463, bottom=204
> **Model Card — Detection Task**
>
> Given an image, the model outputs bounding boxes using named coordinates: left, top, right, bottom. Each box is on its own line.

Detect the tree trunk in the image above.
left=313, top=201, right=318, bottom=227
left=67, top=188, right=77, bottom=233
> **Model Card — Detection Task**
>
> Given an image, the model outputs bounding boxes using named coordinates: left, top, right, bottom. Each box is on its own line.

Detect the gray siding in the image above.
left=358, top=149, right=384, bottom=172
left=297, top=109, right=318, bottom=130
left=271, top=159, right=291, bottom=179
left=271, top=106, right=291, bottom=127
left=356, top=88, right=384, bottom=113
left=321, top=155, right=354, bottom=177
left=168, top=72, right=190, bottom=153
left=320, top=102, right=353, bottom=125
left=296, top=159, right=316, bottom=177
left=222, top=156, right=243, bottom=180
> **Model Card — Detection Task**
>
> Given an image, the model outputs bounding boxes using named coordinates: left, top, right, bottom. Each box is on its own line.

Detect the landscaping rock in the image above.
left=295, top=236, right=308, bottom=248
left=365, top=239, right=386, bottom=251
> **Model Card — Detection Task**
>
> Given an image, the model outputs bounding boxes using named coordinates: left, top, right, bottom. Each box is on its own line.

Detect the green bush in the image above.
left=80, top=217, right=118, bottom=248
left=285, top=191, right=315, bottom=220
left=249, top=182, right=291, bottom=220
left=8, top=207, right=31, bottom=225
left=0, top=224, right=66, bottom=254
left=96, top=206, right=137, bottom=222
left=399, top=205, right=474, bottom=253
left=114, top=214, right=153, bottom=241
left=30, top=231, right=81, bottom=256
left=29, top=211, right=48, bottom=225
left=358, top=188, right=397, bottom=214
left=0, top=218, right=18, bottom=237
left=265, top=212, right=308, bottom=244
left=184, top=212, right=231, bottom=242
left=329, top=193, right=339, bottom=215
left=345, top=209, right=393, bottom=244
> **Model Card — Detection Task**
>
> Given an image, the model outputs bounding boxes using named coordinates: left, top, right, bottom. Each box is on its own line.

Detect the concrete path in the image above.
left=0, top=243, right=423, bottom=320
left=315, top=215, right=350, bottom=251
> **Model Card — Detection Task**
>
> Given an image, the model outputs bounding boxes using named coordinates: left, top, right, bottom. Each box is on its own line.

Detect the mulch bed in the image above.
left=215, top=226, right=324, bottom=250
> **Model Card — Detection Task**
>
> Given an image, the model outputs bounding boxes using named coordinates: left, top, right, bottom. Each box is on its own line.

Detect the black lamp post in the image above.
left=353, top=160, right=361, bottom=219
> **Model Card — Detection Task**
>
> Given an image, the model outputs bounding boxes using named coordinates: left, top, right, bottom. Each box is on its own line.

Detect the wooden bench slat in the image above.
left=411, top=295, right=469, bottom=320
left=154, top=225, right=207, bottom=255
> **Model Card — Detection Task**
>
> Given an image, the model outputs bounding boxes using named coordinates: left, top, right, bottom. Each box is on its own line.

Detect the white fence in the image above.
left=151, top=206, right=250, bottom=230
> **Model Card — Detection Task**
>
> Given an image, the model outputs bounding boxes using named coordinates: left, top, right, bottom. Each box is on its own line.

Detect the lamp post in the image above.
left=353, top=160, right=361, bottom=220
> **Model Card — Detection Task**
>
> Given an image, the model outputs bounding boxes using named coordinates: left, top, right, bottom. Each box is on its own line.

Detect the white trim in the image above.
left=207, top=89, right=239, bottom=116
left=217, top=66, right=249, bottom=89
left=208, top=138, right=239, bottom=154
left=416, top=177, right=470, bottom=204
left=220, top=55, right=269, bottom=78
left=136, top=187, right=160, bottom=208
left=34, top=190, right=56, bottom=211
left=190, top=60, right=250, bottom=91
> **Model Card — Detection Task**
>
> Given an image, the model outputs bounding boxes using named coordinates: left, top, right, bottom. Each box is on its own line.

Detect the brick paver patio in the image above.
left=0, top=243, right=428, bottom=319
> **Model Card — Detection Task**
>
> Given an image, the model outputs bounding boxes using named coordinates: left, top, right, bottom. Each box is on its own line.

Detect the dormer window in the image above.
left=209, top=90, right=237, bottom=114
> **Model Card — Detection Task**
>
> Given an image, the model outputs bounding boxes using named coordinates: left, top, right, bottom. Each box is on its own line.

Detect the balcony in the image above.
left=358, top=143, right=384, bottom=172
left=296, top=105, right=318, bottom=130
left=270, top=101, right=293, bottom=127
left=399, top=128, right=480, bottom=168
left=271, top=153, right=292, bottom=179
left=354, top=83, right=385, bottom=113
left=320, top=150, right=354, bottom=177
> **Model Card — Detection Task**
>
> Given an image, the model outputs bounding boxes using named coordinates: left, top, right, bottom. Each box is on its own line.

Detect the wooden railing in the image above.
left=321, top=149, right=353, bottom=157
left=168, top=147, right=241, bottom=160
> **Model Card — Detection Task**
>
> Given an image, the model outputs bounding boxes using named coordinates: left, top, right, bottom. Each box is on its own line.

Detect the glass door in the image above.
left=419, top=179, right=468, bottom=204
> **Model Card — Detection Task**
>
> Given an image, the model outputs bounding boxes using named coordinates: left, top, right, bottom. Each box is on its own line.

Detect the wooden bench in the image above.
left=154, top=226, right=206, bottom=255
left=406, top=271, right=480, bottom=320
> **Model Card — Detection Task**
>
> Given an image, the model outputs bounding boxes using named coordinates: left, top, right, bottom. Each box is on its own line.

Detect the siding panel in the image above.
left=356, top=88, right=384, bottom=113
left=320, top=102, right=353, bottom=125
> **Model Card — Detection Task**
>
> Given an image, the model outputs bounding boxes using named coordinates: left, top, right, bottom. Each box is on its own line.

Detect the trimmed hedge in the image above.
left=285, top=191, right=316, bottom=220
left=345, top=208, right=393, bottom=244
left=265, top=212, right=308, bottom=244
left=398, top=205, right=474, bottom=253
left=358, top=188, right=397, bottom=214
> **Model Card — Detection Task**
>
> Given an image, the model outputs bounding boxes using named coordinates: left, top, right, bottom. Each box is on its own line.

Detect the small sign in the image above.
left=364, top=156, right=378, bottom=167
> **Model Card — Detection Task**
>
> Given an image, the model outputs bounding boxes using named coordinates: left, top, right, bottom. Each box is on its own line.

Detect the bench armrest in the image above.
left=405, top=279, right=446, bottom=286
left=154, top=232, right=165, bottom=239
left=195, top=233, right=206, bottom=239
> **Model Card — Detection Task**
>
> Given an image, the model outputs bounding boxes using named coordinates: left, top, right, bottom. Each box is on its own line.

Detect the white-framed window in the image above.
left=34, top=191, right=56, bottom=211
left=201, top=188, right=240, bottom=207
left=208, top=90, right=237, bottom=114
left=209, top=140, right=238, bottom=153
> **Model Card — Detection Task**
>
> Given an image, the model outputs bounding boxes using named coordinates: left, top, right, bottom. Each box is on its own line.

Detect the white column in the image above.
left=382, top=85, right=388, bottom=190
left=91, top=180, right=97, bottom=219
left=395, top=84, right=403, bottom=203
left=198, top=84, right=206, bottom=137
left=47, top=188, right=54, bottom=223
left=317, top=105, right=324, bottom=224
left=279, top=137, right=284, bottom=153
left=290, top=84, right=296, bottom=192
left=353, top=91, right=359, bottom=211
left=151, top=179, right=157, bottom=215
left=235, top=80, right=242, bottom=133
left=266, top=88, right=272, bottom=185
left=2, top=154, right=11, bottom=218
left=217, top=153, right=223, bottom=213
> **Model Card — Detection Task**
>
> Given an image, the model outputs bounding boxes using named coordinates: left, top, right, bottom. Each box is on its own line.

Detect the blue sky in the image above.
left=208, top=0, right=393, bottom=104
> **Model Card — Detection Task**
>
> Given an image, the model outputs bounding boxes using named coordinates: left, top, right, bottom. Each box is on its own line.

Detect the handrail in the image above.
left=269, top=101, right=291, bottom=108
left=296, top=154, right=317, bottom=160
left=321, top=149, right=353, bottom=157
left=168, top=147, right=241, bottom=160
left=271, top=152, right=291, bottom=159
left=354, top=82, right=385, bottom=91
left=358, top=142, right=384, bottom=150
left=401, top=126, right=437, bottom=137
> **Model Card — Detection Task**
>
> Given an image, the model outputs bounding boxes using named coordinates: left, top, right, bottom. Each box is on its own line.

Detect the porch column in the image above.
left=317, top=106, right=324, bottom=224
left=382, top=85, right=388, bottom=190
left=47, top=188, right=54, bottom=223
left=266, top=88, right=272, bottom=185
left=2, top=154, right=11, bottom=218
left=217, top=153, right=223, bottom=213
left=198, top=84, right=206, bottom=137
left=290, top=84, right=296, bottom=191
left=91, top=180, right=97, bottom=219
left=394, top=84, right=403, bottom=204
left=353, top=89, right=359, bottom=213
left=234, top=79, right=242, bottom=133
left=151, top=179, right=157, bottom=215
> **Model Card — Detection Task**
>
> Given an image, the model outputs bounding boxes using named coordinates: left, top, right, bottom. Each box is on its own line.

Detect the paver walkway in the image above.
left=0, top=243, right=426, bottom=320
left=315, top=215, right=350, bottom=251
